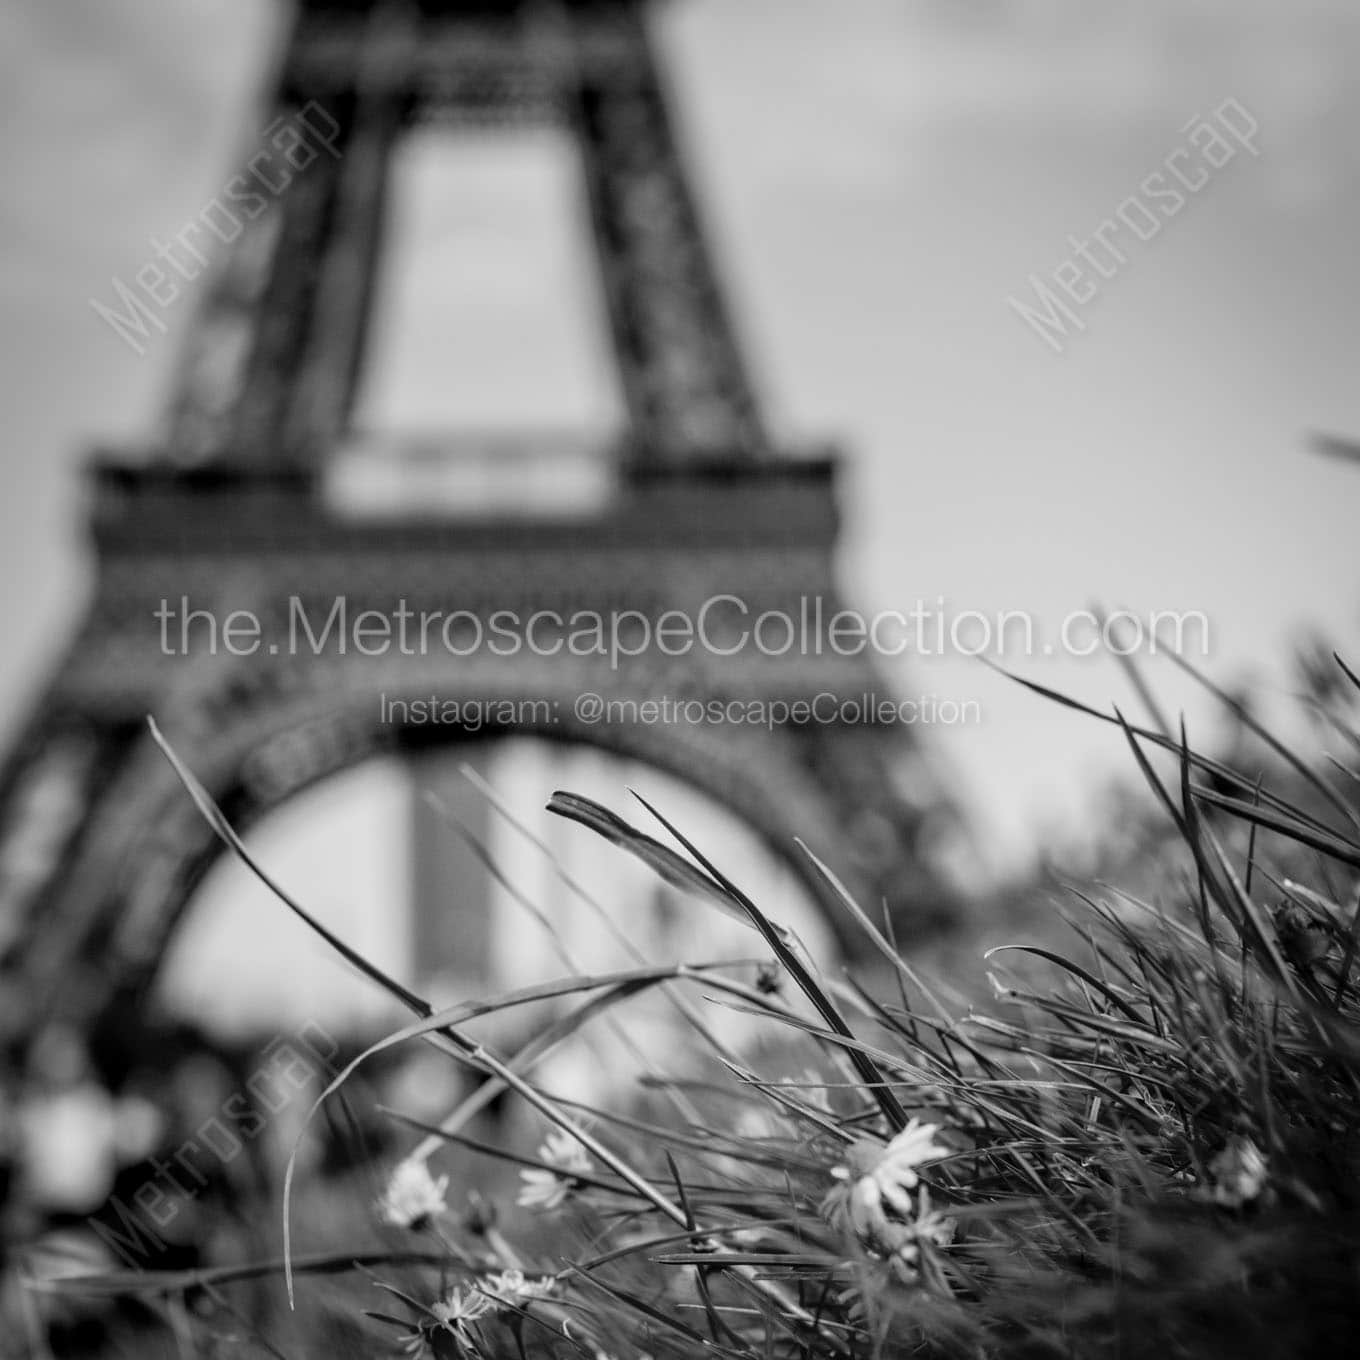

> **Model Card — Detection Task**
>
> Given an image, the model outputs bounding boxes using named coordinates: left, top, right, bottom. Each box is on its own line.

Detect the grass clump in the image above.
left=35, top=658, right=1360, bottom=1359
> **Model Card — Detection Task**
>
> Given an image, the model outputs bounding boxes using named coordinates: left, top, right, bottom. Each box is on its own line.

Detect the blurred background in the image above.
left=5, top=0, right=1360, bottom=878
left=1, top=0, right=1358, bottom=1351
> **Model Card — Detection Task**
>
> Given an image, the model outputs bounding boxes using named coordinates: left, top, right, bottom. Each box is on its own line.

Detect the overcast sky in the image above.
left=3, top=0, right=1359, bottom=890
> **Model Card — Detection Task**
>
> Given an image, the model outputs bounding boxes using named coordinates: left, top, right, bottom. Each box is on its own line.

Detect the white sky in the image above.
left=2, top=0, right=1359, bottom=900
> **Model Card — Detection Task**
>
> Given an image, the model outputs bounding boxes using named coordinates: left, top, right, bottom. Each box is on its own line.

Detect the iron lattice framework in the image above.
left=0, top=0, right=955, bottom=1061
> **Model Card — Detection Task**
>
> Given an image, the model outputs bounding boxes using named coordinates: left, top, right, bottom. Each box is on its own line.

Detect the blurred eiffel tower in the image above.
left=0, top=0, right=958, bottom=1059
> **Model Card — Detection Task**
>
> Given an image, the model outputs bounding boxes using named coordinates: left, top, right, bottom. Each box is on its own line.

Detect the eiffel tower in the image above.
left=0, top=0, right=956, bottom=1063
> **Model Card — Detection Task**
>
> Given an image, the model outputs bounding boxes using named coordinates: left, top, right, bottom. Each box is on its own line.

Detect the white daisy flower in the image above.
left=480, top=1267, right=557, bottom=1307
left=826, top=1119, right=951, bottom=1243
left=378, top=1156, right=448, bottom=1229
left=517, top=1128, right=592, bottom=1211
left=1208, top=1135, right=1268, bottom=1208
left=430, top=1284, right=495, bottom=1341
left=517, top=1167, right=573, bottom=1211
left=542, top=1128, right=593, bottom=1172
